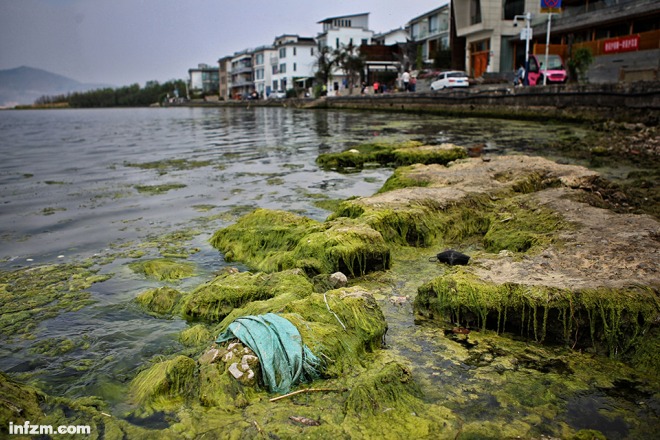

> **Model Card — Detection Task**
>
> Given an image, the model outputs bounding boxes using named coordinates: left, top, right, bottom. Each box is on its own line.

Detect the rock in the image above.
left=228, top=363, right=244, bottom=380
left=329, top=271, right=348, bottom=287
left=198, top=347, right=221, bottom=365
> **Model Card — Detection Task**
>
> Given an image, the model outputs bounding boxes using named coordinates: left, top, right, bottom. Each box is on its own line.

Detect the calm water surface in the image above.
left=0, top=108, right=654, bottom=437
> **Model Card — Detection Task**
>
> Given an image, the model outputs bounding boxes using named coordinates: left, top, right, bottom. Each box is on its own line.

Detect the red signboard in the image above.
left=603, top=35, right=640, bottom=54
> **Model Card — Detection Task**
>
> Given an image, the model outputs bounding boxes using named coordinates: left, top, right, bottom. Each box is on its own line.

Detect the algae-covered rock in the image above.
left=130, top=355, right=197, bottom=410
left=210, top=209, right=390, bottom=276
left=316, top=140, right=467, bottom=171
left=416, top=268, right=659, bottom=359
left=179, top=324, right=212, bottom=347
left=182, top=269, right=313, bottom=322
left=341, top=354, right=461, bottom=439
left=0, top=371, right=45, bottom=424
left=136, top=286, right=182, bottom=315
left=129, top=258, right=195, bottom=281
left=330, top=156, right=596, bottom=247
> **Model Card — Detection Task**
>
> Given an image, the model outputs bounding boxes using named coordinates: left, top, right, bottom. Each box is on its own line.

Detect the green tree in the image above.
left=334, top=42, right=365, bottom=95
left=568, top=47, right=594, bottom=84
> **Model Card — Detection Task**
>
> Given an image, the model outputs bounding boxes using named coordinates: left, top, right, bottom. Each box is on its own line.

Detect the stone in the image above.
left=329, top=271, right=348, bottom=287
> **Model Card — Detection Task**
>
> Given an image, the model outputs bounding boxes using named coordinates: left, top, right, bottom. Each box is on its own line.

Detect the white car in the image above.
left=269, top=90, right=286, bottom=99
left=430, top=71, right=470, bottom=90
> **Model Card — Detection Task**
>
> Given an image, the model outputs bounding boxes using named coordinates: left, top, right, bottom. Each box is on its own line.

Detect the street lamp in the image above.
left=513, top=12, right=532, bottom=86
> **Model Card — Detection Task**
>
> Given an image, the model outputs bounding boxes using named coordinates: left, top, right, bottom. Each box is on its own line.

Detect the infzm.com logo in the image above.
left=8, top=421, right=92, bottom=436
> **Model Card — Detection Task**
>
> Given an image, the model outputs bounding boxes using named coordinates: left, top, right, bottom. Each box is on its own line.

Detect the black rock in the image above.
left=432, top=249, right=470, bottom=266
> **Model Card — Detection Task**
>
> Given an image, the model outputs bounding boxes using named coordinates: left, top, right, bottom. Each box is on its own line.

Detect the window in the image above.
left=470, top=0, right=482, bottom=25
left=336, top=38, right=340, bottom=48
left=311, top=47, right=314, bottom=56
left=293, top=47, right=297, bottom=56
left=256, top=68, right=264, bottom=80
left=255, top=54, right=264, bottom=65
left=411, top=23, right=419, bottom=40
left=362, top=38, right=368, bottom=45
left=279, top=63, right=286, bottom=73
left=429, top=15, right=438, bottom=34
left=293, top=63, right=297, bottom=72
left=503, top=0, right=525, bottom=20
left=272, top=65, right=278, bottom=75
left=273, top=80, right=278, bottom=90
left=279, top=47, right=286, bottom=58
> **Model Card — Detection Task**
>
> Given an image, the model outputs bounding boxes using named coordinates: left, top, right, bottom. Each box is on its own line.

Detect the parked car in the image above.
left=527, top=54, right=567, bottom=85
left=269, top=90, right=286, bottom=99
left=430, top=71, right=470, bottom=90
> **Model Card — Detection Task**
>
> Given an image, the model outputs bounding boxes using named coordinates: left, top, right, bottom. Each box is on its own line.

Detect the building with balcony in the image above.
left=406, top=4, right=451, bottom=68
left=451, top=0, right=659, bottom=81
left=188, top=63, right=219, bottom=96
left=373, top=28, right=409, bottom=45
left=317, top=13, right=375, bottom=95
left=270, top=34, right=317, bottom=96
left=230, top=49, right=254, bottom=99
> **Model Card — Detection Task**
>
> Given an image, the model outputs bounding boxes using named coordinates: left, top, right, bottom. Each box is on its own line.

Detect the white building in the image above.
left=252, top=45, right=276, bottom=98
left=230, top=49, right=254, bottom=99
left=317, top=13, right=374, bottom=95
left=407, top=4, right=451, bottom=68
left=188, top=63, right=219, bottom=96
left=270, top=34, right=317, bottom=96
left=373, top=28, right=409, bottom=46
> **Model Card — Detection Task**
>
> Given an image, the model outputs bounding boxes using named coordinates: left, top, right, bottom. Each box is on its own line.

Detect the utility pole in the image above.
left=514, top=12, right=533, bottom=86
left=543, top=13, right=554, bottom=85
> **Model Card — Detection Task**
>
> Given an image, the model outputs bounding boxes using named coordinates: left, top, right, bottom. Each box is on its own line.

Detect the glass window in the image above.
left=503, top=0, right=525, bottom=20
left=279, top=48, right=286, bottom=58
left=293, top=63, right=297, bottom=72
left=293, top=47, right=297, bottom=56
left=255, top=54, right=264, bottom=65
left=471, top=0, right=482, bottom=24
left=429, top=15, right=438, bottom=34
left=279, top=63, right=286, bottom=73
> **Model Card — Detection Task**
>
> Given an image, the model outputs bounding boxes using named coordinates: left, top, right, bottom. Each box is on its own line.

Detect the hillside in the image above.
left=0, top=66, right=110, bottom=107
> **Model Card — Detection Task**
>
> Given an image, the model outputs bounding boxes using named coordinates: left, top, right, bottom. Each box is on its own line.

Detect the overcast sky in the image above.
left=0, top=0, right=446, bottom=87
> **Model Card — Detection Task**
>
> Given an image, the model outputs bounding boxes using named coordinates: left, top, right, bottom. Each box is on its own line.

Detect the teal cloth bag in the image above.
left=216, top=313, right=319, bottom=394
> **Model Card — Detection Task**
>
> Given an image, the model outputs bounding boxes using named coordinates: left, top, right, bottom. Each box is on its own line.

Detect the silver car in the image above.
left=430, top=71, right=469, bottom=90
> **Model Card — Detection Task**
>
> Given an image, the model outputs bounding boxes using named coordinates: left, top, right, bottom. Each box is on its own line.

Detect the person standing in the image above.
left=402, top=70, right=410, bottom=92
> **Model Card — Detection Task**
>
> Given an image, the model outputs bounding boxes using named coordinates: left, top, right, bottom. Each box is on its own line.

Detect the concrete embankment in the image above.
left=185, top=81, right=660, bottom=124
left=311, top=82, right=660, bottom=124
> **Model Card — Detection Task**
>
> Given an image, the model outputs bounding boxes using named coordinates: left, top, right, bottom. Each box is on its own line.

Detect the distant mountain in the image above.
left=0, top=66, right=111, bottom=107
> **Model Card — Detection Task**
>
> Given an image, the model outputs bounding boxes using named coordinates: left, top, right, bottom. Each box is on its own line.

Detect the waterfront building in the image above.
left=218, top=56, right=232, bottom=101
left=230, top=49, right=254, bottom=99
left=373, top=28, right=409, bottom=45
left=188, top=64, right=219, bottom=97
left=316, top=13, right=375, bottom=95
left=406, top=4, right=452, bottom=69
left=270, top=35, right=317, bottom=97
left=253, top=45, right=277, bottom=98
left=451, top=0, right=659, bottom=82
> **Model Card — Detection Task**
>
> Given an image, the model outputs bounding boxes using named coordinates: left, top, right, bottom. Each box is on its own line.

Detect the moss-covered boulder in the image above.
left=129, top=258, right=195, bottom=281
left=416, top=269, right=659, bottom=358
left=130, top=355, right=197, bottom=410
left=330, top=156, right=597, bottom=247
left=135, top=286, right=182, bottom=315
left=316, top=140, right=467, bottom=171
left=210, top=209, right=390, bottom=276
left=182, top=269, right=313, bottom=322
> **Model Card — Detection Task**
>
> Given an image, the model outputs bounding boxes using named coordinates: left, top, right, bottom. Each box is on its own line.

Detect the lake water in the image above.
left=0, top=107, right=656, bottom=438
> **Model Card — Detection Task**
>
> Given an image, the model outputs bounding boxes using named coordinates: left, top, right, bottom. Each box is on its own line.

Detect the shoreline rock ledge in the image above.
left=329, top=154, right=659, bottom=371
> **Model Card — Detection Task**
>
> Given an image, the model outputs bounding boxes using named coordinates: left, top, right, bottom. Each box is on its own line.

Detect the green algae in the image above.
left=210, top=209, right=390, bottom=276
left=415, top=268, right=660, bottom=360
left=125, top=158, right=213, bottom=174
left=129, top=258, right=195, bottom=281
left=316, top=140, right=467, bottom=172
left=134, top=183, right=187, bottom=195
left=181, top=269, right=313, bottom=323
left=131, top=355, right=197, bottom=410
left=0, top=264, right=108, bottom=339
left=136, top=286, right=182, bottom=316
left=377, top=165, right=431, bottom=193
left=178, top=324, right=212, bottom=347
